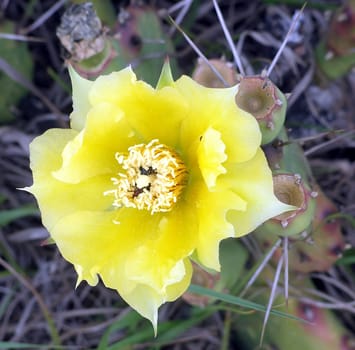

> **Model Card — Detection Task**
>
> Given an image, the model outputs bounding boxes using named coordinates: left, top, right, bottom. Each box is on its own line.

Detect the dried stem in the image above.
left=284, top=237, right=289, bottom=306
left=266, top=4, right=306, bottom=77
left=0, top=256, right=62, bottom=348
left=240, top=238, right=282, bottom=297
left=22, top=0, right=67, bottom=34
left=260, top=254, right=284, bottom=346
left=168, top=16, right=230, bottom=87
left=212, top=0, right=245, bottom=75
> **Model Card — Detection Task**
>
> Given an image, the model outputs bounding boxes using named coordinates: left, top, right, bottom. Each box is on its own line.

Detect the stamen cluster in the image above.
left=110, top=139, right=188, bottom=214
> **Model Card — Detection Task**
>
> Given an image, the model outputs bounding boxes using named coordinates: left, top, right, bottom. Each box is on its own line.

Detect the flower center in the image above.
left=110, top=139, right=188, bottom=214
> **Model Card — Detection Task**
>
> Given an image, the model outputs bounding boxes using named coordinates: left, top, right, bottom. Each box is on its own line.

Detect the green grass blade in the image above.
left=0, top=205, right=38, bottom=227
left=0, top=342, right=64, bottom=350
left=153, top=308, right=213, bottom=344
left=98, top=310, right=142, bottom=350
left=103, top=308, right=213, bottom=350
left=188, top=284, right=308, bottom=323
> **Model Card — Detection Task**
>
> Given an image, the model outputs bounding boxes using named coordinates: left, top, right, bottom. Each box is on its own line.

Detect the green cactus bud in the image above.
left=316, top=0, right=355, bottom=79
left=254, top=186, right=345, bottom=273
left=264, top=128, right=313, bottom=183
left=256, top=173, right=317, bottom=237
left=192, top=58, right=238, bottom=88
left=235, top=76, right=287, bottom=145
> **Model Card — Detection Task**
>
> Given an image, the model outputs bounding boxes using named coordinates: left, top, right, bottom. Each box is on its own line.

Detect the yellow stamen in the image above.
left=110, top=139, right=188, bottom=214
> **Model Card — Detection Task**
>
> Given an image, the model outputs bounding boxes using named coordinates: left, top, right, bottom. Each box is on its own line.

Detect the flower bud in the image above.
left=235, top=76, right=287, bottom=145
left=257, top=173, right=317, bottom=237
left=57, top=3, right=178, bottom=84
left=254, top=186, right=344, bottom=273
left=192, top=58, right=238, bottom=88
left=56, top=3, right=113, bottom=77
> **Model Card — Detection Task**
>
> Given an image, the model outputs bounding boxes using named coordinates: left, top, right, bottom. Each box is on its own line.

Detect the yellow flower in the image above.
left=28, top=63, right=291, bottom=332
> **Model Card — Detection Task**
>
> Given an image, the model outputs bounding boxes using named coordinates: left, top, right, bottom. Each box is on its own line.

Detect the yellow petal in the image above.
left=69, top=66, right=94, bottom=131
left=97, top=206, right=194, bottom=333
left=50, top=210, right=119, bottom=274
left=124, top=202, right=197, bottom=292
left=118, top=259, right=191, bottom=336
left=165, top=258, right=192, bottom=302
left=193, top=182, right=247, bottom=270
left=53, top=102, right=137, bottom=184
left=120, top=285, right=160, bottom=335
left=124, top=245, right=186, bottom=293
left=75, top=264, right=99, bottom=287
left=197, top=127, right=227, bottom=189
left=214, top=113, right=261, bottom=163
left=53, top=205, right=193, bottom=310
left=121, top=85, right=187, bottom=148
left=51, top=208, right=158, bottom=299
left=225, top=149, right=294, bottom=236
left=176, top=76, right=261, bottom=163
left=28, top=129, right=113, bottom=230
left=29, top=128, right=77, bottom=182
left=89, top=66, right=138, bottom=106
left=89, top=66, right=187, bottom=147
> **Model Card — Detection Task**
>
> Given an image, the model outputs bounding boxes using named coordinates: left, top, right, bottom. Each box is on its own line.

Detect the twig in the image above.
left=284, top=237, right=289, bottom=306
left=168, top=0, right=193, bottom=36
left=168, top=16, right=230, bottom=87
left=0, top=57, right=65, bottom=119
left=22, top=0, right=67, bottom=34
left=311, top=273, right=355, bottom=300
left=0, top=33, right=44, bottom=42
left=290, top=130, right=344, bottom=144
left=296, top=297, right=355, bottom=313
left=212, top=0, right=245, bottom=75
left=287, top=48, right=315, bottom=108
left=240, top=238, right=282, bottom=297
left=260, top=254, right=284, bottom=346
left=267, top=4, right=306, bottom=77
left=0, top=256, right=62, bottom=348
left=167, top=0, right=191, bottom=14
left=304, top=130, right=355, bottom=156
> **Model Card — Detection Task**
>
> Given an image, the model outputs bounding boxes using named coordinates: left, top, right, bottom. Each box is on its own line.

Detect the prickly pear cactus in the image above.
left=254, top=186, right=345, bottom=274
left=111, top=4, right=179, bottom=85
left=235, top=76, right=287, bottom=145
left=57, top=2, right=179, bottom=85
left=0, top=21, right=33, bottom=123
left=236, top=292, right=354, bottom=350
left=192, top=58, right=238, bottom=88
left=316, top=0, right=355, bottom=79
